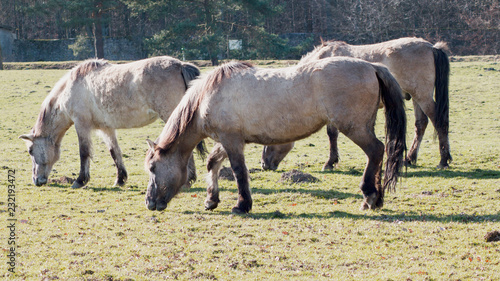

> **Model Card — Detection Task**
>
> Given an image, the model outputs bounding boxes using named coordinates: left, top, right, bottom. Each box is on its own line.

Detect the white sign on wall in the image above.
left=228, top=39, right=242, bottom=50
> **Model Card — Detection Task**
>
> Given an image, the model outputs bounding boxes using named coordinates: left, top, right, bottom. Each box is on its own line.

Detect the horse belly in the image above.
left=207, top=96, right=326, bottom=145
left=96, top=106, right=159, bottom=129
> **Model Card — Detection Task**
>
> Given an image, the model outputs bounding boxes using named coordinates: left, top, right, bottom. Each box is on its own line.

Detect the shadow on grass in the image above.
left=318, top=166, right=500, bottom=180
left=182, top=208, right=500, bottom=224
left=185, top=185, right=363, bottom=201
left=405, top=168, right=500, bottom=179
left=45, top=182, right=144, bottom=193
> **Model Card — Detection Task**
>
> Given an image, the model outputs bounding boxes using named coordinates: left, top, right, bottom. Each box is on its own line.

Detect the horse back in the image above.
left=345, top=38, right=436, bottom=95
left=198, top=58, right=380, bottom=145
left=67, top=57, right=189, bottom=129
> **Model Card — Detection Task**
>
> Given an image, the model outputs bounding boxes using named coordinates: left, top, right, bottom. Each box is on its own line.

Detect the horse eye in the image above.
left=149, top=165, right=155, bottom=173
left=28, top=148, right=33, bottom=155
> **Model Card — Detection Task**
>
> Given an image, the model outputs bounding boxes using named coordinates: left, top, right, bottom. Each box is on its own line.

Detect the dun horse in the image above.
left=20, top=56, right=200, bottom=189
left=145, top=58, right=406, bottom=213
left=262, top=37, right=450, bottom=171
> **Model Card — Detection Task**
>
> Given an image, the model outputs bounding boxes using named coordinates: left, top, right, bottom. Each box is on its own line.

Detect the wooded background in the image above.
left=0, top=0, right=498, bottom=64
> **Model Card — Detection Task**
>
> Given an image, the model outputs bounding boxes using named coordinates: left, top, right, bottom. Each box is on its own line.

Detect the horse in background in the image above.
left=145, top=58, right=406, bottom=213
left=261, top=37, right=451, bottom=171
left=20, top=56, right=200, bottom=189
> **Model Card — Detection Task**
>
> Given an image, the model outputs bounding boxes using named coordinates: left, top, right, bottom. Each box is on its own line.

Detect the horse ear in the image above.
left=19, top=134, right=34, bottom=142
left=146, top=139, right=157, bottom=150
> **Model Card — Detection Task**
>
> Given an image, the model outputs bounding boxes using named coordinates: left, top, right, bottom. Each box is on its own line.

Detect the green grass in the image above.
left=0, top=58, right=499, bottom=280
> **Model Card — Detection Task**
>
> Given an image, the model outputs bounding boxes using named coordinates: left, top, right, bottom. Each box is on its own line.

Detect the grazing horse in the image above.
left=262, top=37, right=451, bottom=170
left=145, top=58, right=406, bottom=213
left=20, top=56, right=200, bottom=189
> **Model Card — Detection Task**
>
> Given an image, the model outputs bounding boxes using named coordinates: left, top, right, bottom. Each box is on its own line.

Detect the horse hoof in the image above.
left=113, top=179, right=126, bottom=187
left=436, top=163, right=449, bottom=170
left=361, top=193, right=378, bottom=210
left=205, top=200, right=219, bottom=211
left=360, top=202, right=370, bottom=211
left=231, top=206, right=250, bottom=214
left=71, top=181, right=85, bottom=189
left=404, top=158, right=416, bottom=167
left=322, top=164, right=334, bottom=171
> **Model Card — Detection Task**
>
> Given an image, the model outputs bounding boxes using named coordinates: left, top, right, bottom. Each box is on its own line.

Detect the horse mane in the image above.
left=71, top=59, right=109, bottom=80
left=299, top=39, right=348, bottom=64
left=203, top=61, right=254, bottom=93
left=157, top=61, right=253, bottom=154
left=322, top=38, right=347, bottom=47
left=33, top=96, right=57, bottom=136
left=32, top=73, right=71, bottom=137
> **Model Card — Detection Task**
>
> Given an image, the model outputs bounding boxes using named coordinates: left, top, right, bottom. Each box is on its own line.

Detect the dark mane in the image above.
left=156, top=61, right=253, bottom=155
left=71, top=59, right=109, bottom=80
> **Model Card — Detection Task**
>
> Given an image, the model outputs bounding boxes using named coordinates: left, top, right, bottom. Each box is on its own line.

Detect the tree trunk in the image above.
left=93, top=21, right=105, bottom=58
left=92, top=1, right=105, bottom=59
left=203, top=0, right=219, bottom=66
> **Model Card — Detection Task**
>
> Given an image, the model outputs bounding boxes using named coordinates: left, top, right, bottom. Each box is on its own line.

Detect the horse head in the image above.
left=144, top=139, right=189, bottom=211
left=19, top=133, right=60, bottom=186
left=261, top=143, right=294, bottom=171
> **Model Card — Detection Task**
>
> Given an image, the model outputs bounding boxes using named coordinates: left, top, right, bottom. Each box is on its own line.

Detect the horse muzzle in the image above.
left=145, top=197, right=167, bottom=211
left=145, top=184, right=168, bottom=211
left=34, top=176, right=47, bottom=186
left=261, top=160, right=278, bottom=171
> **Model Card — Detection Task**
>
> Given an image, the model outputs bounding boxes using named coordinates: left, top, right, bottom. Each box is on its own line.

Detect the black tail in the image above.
left=374, top=64, right=407, bottom=193
left=180, top=62, right=201, bottom=90
left=432, top=43, right=450, bottom=140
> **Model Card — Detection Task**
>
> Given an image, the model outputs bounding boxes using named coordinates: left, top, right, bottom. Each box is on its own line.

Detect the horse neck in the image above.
left=159, top=117, right=205, bottom=162
left=34, top=100, right=72, bottom=145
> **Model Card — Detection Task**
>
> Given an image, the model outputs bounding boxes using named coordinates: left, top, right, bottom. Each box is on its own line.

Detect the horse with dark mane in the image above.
left=145, top=58, right=406, bottom=213
left=20, top=56, right=200, bottom=189
left=261, top=37, right=451, bottom=171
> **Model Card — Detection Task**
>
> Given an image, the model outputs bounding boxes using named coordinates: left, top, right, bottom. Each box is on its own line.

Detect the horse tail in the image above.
left=180, top=62, right=201, bottom=90
left=432, top=42, right=450, bottom=140
left=374, top=64, right=407, bottom=193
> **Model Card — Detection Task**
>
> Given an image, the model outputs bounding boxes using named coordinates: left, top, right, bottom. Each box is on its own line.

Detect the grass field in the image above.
left=1, top=57, right=499, bottom=280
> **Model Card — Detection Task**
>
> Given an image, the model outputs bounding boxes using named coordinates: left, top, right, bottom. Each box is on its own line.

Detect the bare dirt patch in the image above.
left=279, top=169, right=319, bottom=183
left=484, top=230, right=500, bottom=242
left=48, top=176, right=75, bottom=184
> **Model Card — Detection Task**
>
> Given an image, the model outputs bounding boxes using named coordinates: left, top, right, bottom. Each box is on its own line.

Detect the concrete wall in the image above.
left=3, top=37, right=144, bottom=62
left=0, top=27, right=17, bottom=61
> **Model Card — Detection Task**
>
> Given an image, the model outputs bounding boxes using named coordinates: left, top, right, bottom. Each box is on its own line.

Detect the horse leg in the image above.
left=100, top=128, right=128, bottom=187
left=405, top=101, right=428, bottom=166
left=322, top=125, right=340, bottom=171
left=436, top=124, right=452, bottom=169
left=414, top=99, right=452, bottom=169
left=343, top=128, right=384, bottom=210
left=71, top=124, right=92, bottom=189
left=221, top=141, right=252, bottom=214
left=205, top=143, right=228, bottom=210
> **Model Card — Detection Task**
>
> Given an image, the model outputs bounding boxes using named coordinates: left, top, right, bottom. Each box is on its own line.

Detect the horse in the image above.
left=145, top=58, right=406, bottom=213
left=261, top=37, right=451, bottom=171
left=20, top=56, right=200, bottom=189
